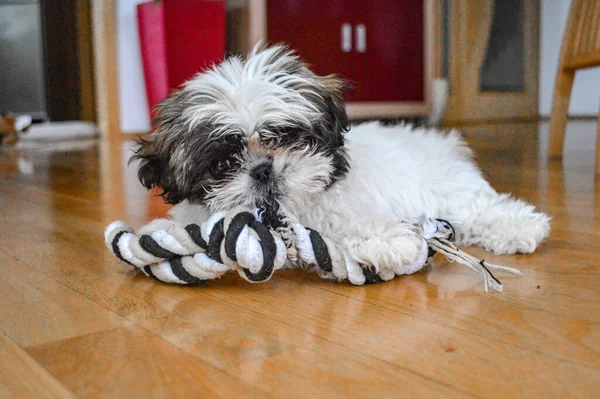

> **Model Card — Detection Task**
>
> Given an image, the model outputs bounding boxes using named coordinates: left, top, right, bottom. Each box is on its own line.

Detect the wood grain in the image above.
left=26, top=326, right=265, bottom=398
left=91, top=0, right=120, bottom=138
left=0, top=250, right=124, bottom=347
left=0, top=329, right=75, bottom=399
left=228, top=337, right=469, bottom=398
left=0, top=120, right=599, bottom=397
left=597, top=105, right=600, bottom=174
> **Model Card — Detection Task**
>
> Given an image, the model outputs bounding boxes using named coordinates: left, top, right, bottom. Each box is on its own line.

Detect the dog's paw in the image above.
left=459, top=193, right=552, bottom=255
left=485, top=210, right=551, bottom=255
left=342, top=221, right=425, bottom=280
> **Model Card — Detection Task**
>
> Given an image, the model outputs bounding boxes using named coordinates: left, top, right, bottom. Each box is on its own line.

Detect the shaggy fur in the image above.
left=133, top=44, right=551, bottom=275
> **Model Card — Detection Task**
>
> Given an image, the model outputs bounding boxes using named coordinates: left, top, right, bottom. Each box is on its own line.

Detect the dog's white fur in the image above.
left=148, top=46, right=550, bottom=274
left=171, top=120, right=550, bottom=271
left=305, top=123, right=551, bottom=260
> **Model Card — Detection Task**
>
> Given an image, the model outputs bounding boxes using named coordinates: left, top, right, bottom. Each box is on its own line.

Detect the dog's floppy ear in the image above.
left=131, top=91, right=188, bottom=204
left=318, top=75, right=350, bottom=139
left=314, top=74, right=350, bottom=181
left=132, top=136, right=176, bottom=199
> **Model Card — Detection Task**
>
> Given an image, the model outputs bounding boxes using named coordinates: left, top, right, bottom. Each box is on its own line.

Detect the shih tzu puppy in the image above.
left=132, top=45, right=550, bottom=276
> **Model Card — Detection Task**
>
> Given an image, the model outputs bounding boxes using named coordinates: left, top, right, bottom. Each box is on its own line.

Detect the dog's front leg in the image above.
left=313, top=220, right=425, bottom=285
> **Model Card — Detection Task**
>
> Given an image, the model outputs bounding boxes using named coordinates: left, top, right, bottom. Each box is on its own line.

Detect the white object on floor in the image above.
left=20, top=121, right=98, bottom=142
left=14, top=115, right=33, bottom=132
left=15, top=139, right=97, bottom=152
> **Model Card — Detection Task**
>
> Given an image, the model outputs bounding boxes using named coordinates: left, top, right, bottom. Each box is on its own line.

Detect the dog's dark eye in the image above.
left=278, top=127, right=300, bottom=138
left=277, top=127, right=304, bottom=145
left=210, top=158, right=235, bottom=179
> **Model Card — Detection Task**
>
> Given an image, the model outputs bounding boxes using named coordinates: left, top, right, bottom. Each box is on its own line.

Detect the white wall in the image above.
left=540, top=0, right=600, bottom=117
left=117, top=0, right=151, bottom=133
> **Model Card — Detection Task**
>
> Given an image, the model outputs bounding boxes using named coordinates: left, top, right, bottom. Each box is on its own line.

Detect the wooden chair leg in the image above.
left=595, top=107, right=600, bottom=175
left=548, top=69, right=575, bottom=159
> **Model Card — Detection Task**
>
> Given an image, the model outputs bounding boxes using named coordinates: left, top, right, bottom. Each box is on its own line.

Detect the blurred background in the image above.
left=0, top=0, right=598, bottom=139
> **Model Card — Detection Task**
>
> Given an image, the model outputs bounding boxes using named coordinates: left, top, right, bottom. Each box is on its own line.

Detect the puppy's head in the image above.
left=133, top=45, right=350, bottom=215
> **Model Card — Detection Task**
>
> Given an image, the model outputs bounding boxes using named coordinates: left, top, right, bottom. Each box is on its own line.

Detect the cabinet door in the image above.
left=349, top=1, right=424, bottom=102
left=266, top=1, right=424, bottom=103
left=266, top=0, right=355, bottom=86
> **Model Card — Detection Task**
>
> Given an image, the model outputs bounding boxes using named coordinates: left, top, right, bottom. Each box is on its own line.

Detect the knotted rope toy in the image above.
left=104, top=207, right=522, bottom=292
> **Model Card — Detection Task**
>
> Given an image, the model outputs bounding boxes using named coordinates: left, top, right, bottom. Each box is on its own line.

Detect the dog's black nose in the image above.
left=250, top=162, right=272, bottom=183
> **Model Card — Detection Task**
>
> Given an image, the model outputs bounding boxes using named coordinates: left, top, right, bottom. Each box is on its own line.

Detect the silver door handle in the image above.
left=341, top=23, right=352, bottom=52
left=355, top=24, right=366, bottom=53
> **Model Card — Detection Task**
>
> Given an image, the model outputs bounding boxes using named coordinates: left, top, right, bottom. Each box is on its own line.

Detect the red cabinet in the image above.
left=266, top=0, right=425, bottom=103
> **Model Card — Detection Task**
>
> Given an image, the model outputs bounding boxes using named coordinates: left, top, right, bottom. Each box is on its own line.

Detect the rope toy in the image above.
left=104, top=207, right=522, bottom=292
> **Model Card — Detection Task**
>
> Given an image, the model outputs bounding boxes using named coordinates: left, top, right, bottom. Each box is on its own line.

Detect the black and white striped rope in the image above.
left=104, top=207, right=288, bottom=284
left=104, top=209, right=522, bottom=291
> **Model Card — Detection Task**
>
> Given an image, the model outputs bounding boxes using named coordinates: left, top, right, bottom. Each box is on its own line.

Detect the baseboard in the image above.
left=538, top=115, right=598, bottom=121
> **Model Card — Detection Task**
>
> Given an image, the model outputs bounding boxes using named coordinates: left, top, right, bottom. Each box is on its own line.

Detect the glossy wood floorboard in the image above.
left=0, top=121, right=598, bottom=398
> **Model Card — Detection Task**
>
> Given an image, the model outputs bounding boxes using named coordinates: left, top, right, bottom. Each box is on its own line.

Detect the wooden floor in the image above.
left=0, top=120, right=599, bottom=398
